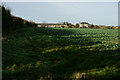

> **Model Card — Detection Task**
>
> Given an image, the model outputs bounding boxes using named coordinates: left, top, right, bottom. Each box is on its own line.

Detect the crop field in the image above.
left=2, top=27, right=120, bottom=80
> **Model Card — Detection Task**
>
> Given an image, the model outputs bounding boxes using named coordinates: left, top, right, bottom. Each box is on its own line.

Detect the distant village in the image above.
left=37, top=22, right=118, bottom=29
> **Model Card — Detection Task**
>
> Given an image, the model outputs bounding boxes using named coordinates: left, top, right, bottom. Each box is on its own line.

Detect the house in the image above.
left=78, top=22, right=89, bottom=28
left=37, top=23, right=68, bottom=28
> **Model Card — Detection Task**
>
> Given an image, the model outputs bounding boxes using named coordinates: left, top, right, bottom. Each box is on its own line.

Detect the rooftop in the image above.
left=79, top=22, right=89, bottom=24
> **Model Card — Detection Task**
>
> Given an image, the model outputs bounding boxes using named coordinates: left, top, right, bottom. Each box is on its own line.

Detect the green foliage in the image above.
left=75, top=24, right=79, bottom=28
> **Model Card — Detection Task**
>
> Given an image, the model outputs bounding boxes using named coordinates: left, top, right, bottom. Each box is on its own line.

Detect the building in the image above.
left=78, top=22, right=89, bottom=28
left=37, top=23, right=68, bottom=28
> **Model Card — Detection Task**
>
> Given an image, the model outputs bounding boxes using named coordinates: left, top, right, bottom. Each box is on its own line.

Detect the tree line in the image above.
left=63, top=22, right=118, bottom=29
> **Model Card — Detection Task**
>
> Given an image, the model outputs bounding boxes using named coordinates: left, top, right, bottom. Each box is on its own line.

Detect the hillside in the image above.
left=2, top=6, right=37, bottom=34
left=2, top=27, right=120, bottom=80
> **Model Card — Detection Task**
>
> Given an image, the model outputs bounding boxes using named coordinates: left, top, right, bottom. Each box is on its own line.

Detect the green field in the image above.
left=2, top=27, right=120, bottom=80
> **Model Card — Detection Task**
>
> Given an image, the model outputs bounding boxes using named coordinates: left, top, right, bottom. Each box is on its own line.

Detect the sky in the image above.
left=3, top=2, right=118, bottom=26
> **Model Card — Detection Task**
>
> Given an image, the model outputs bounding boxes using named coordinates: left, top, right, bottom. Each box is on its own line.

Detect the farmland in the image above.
left=2, top=27, right=120, bottom=80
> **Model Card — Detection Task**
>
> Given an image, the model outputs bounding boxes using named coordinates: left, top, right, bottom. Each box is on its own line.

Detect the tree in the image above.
left=66, top=22, right=69, bottom=26
left=75, top=24, right=79, bottom=28
left=91, top=24, right=94, bottom=28
left=61, top=26, right=64, bottom=28
left=63, top=22, right=66, bottom=25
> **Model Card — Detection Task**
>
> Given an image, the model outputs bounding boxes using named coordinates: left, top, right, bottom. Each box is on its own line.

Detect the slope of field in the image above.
left=2, top=27, right=120, bottom=80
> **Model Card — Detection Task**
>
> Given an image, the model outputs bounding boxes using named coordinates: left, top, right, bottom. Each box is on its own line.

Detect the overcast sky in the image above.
left=3, top=2, right=118, bottom=26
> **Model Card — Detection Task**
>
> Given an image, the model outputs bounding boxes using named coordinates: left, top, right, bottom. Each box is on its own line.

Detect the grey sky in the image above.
left=4, top=2, right=118, bottom=26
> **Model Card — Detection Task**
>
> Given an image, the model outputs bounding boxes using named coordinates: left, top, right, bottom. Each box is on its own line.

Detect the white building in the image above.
left=78, top=22, right=89, bottom=28
left=37, top=23, right=67, bottom=28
